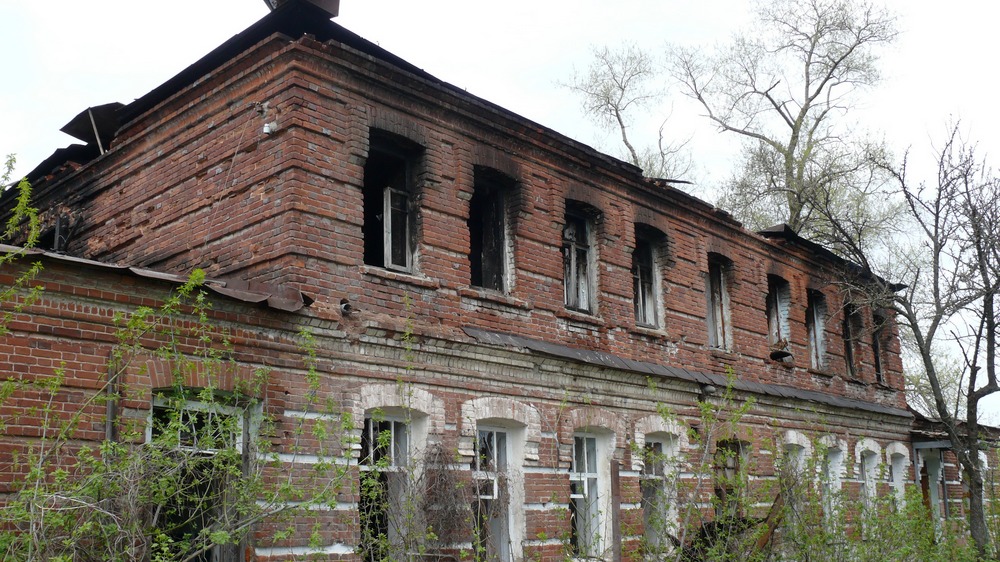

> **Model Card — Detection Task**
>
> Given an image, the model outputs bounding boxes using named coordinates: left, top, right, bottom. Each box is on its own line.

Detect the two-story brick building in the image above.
left=0, top=1, right=953, bottom=560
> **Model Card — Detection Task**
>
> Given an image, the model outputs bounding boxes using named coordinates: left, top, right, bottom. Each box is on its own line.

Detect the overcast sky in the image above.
left=3, top=1, right=999, bottom=416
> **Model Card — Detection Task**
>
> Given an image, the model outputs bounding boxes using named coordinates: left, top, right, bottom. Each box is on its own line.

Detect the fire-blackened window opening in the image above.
left=363, top=131, right=422, bottom=272
left=472, top=427, right=512, bottom=562
left=766, top=275, right=791, bottom=359
left=707, top=253, right=733, bottom=350
left=469, top=168, right=516, bottom=292
left=872, top=310, right=888, bottom=384
left=806, top=290, right=827, bottom=370
left=842, top=302, right=865, bottom=379
left=633, top=225, right=666, bottom=328
left=563, top=201, right=599, bottom=313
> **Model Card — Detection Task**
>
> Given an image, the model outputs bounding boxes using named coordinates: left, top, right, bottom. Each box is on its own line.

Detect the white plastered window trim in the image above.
left=633, top=415, right=688, bottom=472
left=350, top=383, right=444, bottom=460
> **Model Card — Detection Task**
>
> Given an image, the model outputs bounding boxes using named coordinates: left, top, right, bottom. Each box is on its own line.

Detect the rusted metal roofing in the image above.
left=463, top=326, right=912, bottom=419
left=0, top=244, right=313, bottom=312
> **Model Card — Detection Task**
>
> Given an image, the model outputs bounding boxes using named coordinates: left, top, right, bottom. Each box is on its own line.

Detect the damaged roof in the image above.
left=0, top=244, right=313, bottom=312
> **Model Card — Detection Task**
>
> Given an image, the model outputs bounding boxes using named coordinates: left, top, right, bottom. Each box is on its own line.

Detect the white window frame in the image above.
left=360, top=413, right=412, bottom=562
left=473, top=426, right=513, bottom=562
left=570, top=432, right=608, bottom=559
left=640, top=435, right=678, bottom=556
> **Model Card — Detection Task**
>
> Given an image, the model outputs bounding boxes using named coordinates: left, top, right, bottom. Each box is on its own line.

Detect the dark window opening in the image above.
left=360, top=416, right=409, bottom=562
left=469, top=168, right=515, bottom=292
left=707, top=253, right=732, bottom=350
left=363, top=132, right=421, bottom=272
left=632, top=226, right=662, bottom=327
left=38, top=214, right=71, bottom=253
left=842, top=302, right=865, bottom=379
left=563, top=202, right=598, bottom=313
left=806, top=290, right=827, bottom=370
left=766, top=275, right=791, bottom=360
left=872, top=310, right=887, bottom=384
left=714, top=439, right=747, bottom=518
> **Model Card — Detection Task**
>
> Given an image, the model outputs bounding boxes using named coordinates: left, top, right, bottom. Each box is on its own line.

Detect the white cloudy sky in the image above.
left=2, top=1, right=999, bottom=417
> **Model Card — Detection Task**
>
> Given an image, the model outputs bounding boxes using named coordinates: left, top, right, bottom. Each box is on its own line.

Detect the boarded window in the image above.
left=363, top=132, right=421, bottom=272
left=469, top=168, right=515, bottom=292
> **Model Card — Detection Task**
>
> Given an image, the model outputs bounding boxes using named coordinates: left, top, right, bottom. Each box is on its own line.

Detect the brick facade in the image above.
left=0, top=1, right=975, bottom=560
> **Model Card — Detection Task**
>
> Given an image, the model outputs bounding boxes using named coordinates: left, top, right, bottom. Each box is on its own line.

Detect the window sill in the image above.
left=457, top=286, right=531, bottom=309
left=808, top=369, right=836, bottom=382
left=361, top=265, right=440, bottom=290
left=709, top=348, right=738, bottom=360
left=630, top=324, right=665, bottom=339
left=845, top=377, right=869, bottom=388
left=766, top=357, right=795, bottom=369
left=557, top=308, right=604, bottom=326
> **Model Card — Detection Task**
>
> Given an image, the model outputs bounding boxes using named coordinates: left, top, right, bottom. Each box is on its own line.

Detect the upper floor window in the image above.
left=806, top=290, right=827, bottom=370
left=633, top=225, right=666, bottom=328
left=842, top=302, right=864, bottom=379
left=563, top=202, right=599, bottom=313
left=360, top=414, right=411, bottom=562
left=766, top=275, right=791, bottom=360
left=469, top=168, right=515, bottom=292
left=707, top=253, right=733, bottom=350
left=872, top=310, right=888, bottom=384
left=472, top=427, right=512, bottom=562
left=363, top=131, right=422, bottom=272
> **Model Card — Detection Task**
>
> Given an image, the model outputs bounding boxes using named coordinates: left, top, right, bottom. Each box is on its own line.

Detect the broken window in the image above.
left=641, top=436, right=677, bottom=556
left=360, top=415, right=410, bottom=562
left=766, top=275, right=791, bottom=360
left=469, top=168, right=515, bottom=292
left=633, top=225, right=665, bottom=328
left=563, top=202, right=598, bottom=313
left=872, top=310, right=887, bottom=384
left=363, top=131, right=422, bottom=272
left=714, top=439, right=747, bottom=518
left=859, top=449, right=879, bottom=510
left=806, top=290, right=827, bottom=370
left=149, top=397, right=248, bottom=562
left=842, top=302, right=865, bottom=379
left=570, top=433, right=603, bottom=557
left=707, top=254, right=732, bottom=350
left=472, top=427, right=512, bottom=562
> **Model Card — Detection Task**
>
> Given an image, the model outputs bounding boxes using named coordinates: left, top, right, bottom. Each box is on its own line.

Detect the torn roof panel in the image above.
left=0, top=244, right=312, bottom=312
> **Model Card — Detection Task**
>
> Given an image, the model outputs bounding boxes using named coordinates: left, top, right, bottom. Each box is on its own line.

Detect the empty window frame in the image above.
left=149, top=398, right=248, bottom=562
left=563, top=203, right=597, bottom=313
left=469, top=168, right=515, bottom=292
left=570, top=434, right=603, bottom=557
left=872, top=310, right=888, bottom=384
left=859, top=449, right=879, bottom=510
left=842, top=302, right=865, bottom=379
left=707, top=254, right=732, bottom=350
left=806, top=290, right=828, bottom=370
left=360, top=415, right=411, bottom=562
left=640, top=436, right=677, bottom=555
left=714, top=439, right=747, bottom=518
left=472, top=427, right=512, bottom=562
left=633, top=225, right=665, bottom=328
left=363, top=132, right=421, bottom=272
left=766, top=275, right=791, bottom=359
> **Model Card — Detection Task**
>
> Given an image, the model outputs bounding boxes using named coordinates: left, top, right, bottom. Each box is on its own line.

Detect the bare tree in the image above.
left=670, top=0, right=896, bottom=235
left=565, top=45, right=692, bottom=180
left=842, top=124, right=1000, bottom=557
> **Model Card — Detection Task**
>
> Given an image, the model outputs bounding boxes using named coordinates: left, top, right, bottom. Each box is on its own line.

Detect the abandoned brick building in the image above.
left=0, top=0, right=977, bottom=560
